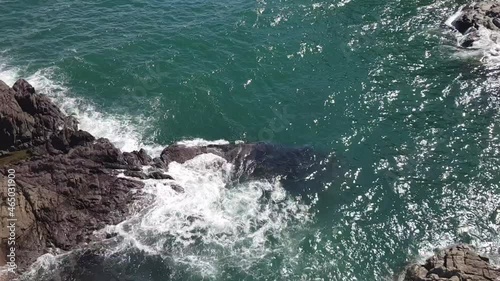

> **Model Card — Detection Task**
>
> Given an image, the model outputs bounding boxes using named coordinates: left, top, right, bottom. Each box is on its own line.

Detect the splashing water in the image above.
left=111, top=153, right=313, bottom=278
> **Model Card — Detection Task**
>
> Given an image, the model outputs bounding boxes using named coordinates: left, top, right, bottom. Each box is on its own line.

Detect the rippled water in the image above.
left=1, top=0, right=500, bottom=280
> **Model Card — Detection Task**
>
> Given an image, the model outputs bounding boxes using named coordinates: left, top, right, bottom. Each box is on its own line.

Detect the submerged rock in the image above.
left=403, top=244, right=500, bottom=281
left=160, top=142, right=319, bottom=182
left=160, top=142, right=337, bottom=197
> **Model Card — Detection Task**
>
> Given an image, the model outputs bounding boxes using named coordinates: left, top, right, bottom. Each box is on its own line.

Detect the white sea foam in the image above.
left=111, top=153, right=312, bottom=277
left=0, top=63, right=20, bottom=87
left=175, top=138, right=230, bottom=147
left=444, top=5, right=464, bottom=28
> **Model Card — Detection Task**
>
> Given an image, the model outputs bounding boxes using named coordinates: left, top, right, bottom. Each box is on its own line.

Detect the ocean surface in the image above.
left=1, top=0, right=500, bottom=280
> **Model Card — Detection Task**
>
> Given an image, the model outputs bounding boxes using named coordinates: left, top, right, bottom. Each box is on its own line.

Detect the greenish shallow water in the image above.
left=1, top=0, right=500, bottom=280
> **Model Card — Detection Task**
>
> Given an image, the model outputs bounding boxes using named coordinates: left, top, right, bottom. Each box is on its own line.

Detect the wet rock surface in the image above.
left=404, top=244, right=500, bottom=281
left=0, top=79, right=77, bottom=152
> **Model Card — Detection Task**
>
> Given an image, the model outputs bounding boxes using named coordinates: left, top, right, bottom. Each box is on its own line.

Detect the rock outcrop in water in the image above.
left=0, top=79, right=145, bottom=275
left=160, top=142, right=329, bottom=196
left=404, top=244, right=500, bottom=281
left=449, top=2, right=500, bottom=47
left=160, top=142, right=318, bottom=180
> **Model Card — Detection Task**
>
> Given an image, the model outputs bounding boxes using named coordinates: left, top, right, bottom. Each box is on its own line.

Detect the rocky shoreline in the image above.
left=1, top=79, right=499, bottom=280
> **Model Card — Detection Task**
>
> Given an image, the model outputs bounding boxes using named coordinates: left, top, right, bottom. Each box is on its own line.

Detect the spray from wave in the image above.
left=111, top=153, right=312, bottom=278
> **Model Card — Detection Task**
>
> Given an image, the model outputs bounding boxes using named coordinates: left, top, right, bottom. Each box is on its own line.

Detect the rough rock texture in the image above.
left=0, top=79, right=77, bottom=152
left=404, top=245, right=500, bottom=281
left=451, top=2, right=500, bottom=34
left=0, top=79, right=145, bottom=274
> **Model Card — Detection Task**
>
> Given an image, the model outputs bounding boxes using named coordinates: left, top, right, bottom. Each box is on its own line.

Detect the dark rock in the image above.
left=458, top=28, right=481, bottom=48
left=124, top=170, right=148, bottom=179
left=493, top=17, right=500, bottom=29
left=152, top=156, right=168, bottom=170
left=0, top=139, right=145, bottom=272
left=68, top=138, right=124, bottom=164
left=123, top=149, right=152, bottom=167
left=102, top=162, right=141, bottom=171
left=105, top=232, right=118, bottom=239
left=171, top=184, right=185, bottom=193
left=69, top=130, right=95, bottom=147
left=148, top=170, right=174, bottom=180
left=12, top=79, right=35, bottom=95
left=0, top=79, right=147, bottom=274
left=404, top=244, right=500, bottom=281
left=160, top=145, right=226, bottom=165
left=49, top=129, right=95, bottom=153
left=0, top=79, right=77, bottom=151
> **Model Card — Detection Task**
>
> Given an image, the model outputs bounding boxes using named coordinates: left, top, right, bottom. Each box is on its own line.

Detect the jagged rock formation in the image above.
left=0, top=79, right=146, bottom=274
left=0, top=79, right=77, bottom=152
left=404, top=244, right=500, bottom=281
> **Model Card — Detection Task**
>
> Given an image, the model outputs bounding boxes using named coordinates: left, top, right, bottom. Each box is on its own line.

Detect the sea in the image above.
left=1, top=0, right=500, bottom=280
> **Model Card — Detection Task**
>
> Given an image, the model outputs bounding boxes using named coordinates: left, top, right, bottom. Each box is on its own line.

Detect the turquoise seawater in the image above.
left=2, top=0, right=500, bottom=280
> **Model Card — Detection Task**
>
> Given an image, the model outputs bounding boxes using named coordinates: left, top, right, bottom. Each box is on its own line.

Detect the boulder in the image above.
left=123, top=149, right=153, bottom=167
